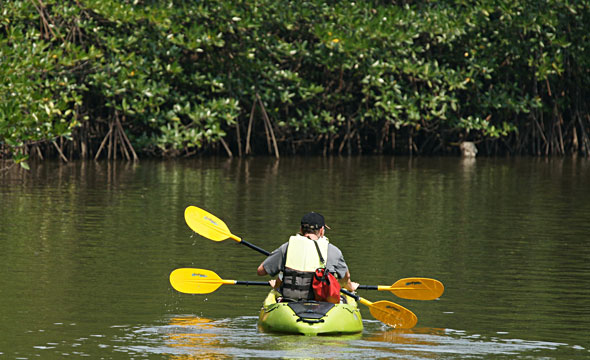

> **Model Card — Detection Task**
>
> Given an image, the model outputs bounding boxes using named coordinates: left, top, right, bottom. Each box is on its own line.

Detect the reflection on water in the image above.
left=116, top=318, right=585, bottom=360
left=366, top=327, right=446, bottom=345
left=359, top=325, right=577, bottom=359
left=2, top=157, right=590, bottom=359
left=166, top=316, right=224, bottom=359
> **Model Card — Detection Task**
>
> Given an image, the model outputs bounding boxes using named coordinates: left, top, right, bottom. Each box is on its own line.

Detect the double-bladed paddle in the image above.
left=170, top=267, right=418, bottom=329
left=184, top=205, right=445, bottom=301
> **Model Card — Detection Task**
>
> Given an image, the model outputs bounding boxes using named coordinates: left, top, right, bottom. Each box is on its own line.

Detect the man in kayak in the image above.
left=257, top=212, right=358, bottom=301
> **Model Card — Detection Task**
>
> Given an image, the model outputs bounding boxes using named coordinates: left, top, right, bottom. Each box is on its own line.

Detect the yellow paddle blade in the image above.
left=359, top=298, right=418, bottom=329
left=170, top=268, right=234, bottom=294
left=386, top=278, right=445, bottom=300
left=184, top=206, right=241, bottom=242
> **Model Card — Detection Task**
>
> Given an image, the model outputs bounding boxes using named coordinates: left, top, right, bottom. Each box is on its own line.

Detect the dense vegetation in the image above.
left=2, top=0, right=590, bottom=167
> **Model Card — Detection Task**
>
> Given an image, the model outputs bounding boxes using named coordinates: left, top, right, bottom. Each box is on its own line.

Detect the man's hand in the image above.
left=268, top=278, right=282, bottom=289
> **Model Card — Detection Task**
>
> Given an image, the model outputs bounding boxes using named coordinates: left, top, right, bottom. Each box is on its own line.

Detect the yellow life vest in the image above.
left=280, top=235, right=330, bottom=300
left=284, top=235, right=329, bottom=271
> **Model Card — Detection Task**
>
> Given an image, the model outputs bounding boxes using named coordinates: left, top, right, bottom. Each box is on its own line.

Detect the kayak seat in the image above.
left=288, top=301, right=335, bottom=323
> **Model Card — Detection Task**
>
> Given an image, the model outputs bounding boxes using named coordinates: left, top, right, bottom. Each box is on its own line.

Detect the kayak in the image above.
left=258, top=290, right=363, bottom=335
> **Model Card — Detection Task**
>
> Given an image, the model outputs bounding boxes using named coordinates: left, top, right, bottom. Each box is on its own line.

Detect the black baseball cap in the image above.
left=301, top=212, right=330, bottom=230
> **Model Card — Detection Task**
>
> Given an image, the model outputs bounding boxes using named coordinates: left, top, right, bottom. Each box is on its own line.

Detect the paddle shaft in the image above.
left=357, top=285, right=430, bottom=291
left=235, top=280, right=270, bottom=286
left=340, top=288, right=360, bottom=300
left=357, top=285, right=378, bottom=290
left=241, top=240, right=270, bottom=256
left=357, top=285, right=414, bottom=291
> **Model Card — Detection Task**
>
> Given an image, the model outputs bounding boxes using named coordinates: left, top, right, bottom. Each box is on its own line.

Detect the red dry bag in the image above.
left=312, top=268, right=341, bottom=304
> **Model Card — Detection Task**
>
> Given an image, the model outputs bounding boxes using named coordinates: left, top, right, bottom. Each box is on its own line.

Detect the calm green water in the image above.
left=1, top=157, right=589, bottom=359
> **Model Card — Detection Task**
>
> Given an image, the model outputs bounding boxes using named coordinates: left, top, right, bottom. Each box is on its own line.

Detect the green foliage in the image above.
left=1, top=0, right=590, bottom=160
left=0, top=1, right=93, bottom=154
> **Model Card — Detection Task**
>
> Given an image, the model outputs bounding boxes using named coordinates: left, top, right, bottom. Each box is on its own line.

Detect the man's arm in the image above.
left=257, top=243, right=287, bottom=276
left=339, top=270, right=359, bottom=291
left=257, top=263, right=268, bottom=276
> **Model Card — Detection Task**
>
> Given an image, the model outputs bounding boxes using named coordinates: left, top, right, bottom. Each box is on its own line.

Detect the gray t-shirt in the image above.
left=262, top=239, right=349, bottom=278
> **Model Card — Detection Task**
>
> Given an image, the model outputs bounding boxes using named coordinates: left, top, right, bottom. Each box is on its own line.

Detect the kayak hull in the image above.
left=258, top=290, right=363, bottom=336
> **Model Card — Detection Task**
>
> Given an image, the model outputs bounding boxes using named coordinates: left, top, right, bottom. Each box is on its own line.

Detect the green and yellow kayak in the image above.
left=258, top=290, right=363, bottom=336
